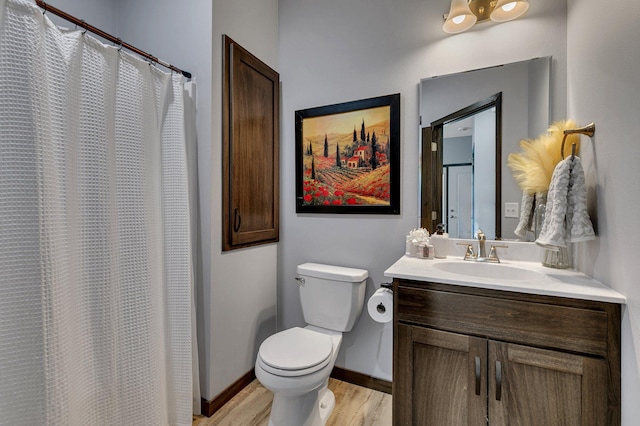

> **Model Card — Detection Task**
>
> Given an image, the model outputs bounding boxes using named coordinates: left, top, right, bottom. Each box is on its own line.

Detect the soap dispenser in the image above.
left=431, top=223, right=449, bottom=258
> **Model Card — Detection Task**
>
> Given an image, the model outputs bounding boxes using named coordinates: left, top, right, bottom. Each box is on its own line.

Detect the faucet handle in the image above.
left=488, top=244, right=509, bottom=263
left=457, top=242, right=476, bottom=261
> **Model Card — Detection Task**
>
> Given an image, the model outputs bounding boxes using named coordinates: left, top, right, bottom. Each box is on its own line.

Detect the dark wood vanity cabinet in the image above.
left=393, top=279, right=621, bottom=426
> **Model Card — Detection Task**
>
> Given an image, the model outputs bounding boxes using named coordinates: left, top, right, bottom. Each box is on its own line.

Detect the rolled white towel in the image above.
left=514, top=191, right=535, bottom=238
left=536, top=158, right=571, bottom=248
left=536, top=156, right=595, bottom=248
left=566, top=157, right=595, bottom=243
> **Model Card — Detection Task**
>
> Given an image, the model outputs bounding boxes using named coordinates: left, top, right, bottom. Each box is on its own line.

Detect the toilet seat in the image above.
left=258, top=327, right=333, bottom=377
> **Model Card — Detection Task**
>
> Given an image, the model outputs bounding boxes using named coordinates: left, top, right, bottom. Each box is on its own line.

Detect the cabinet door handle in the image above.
left=495, top=360, right=502, bottom=401
left=233, top=208, right=242, bottom=233
left=475, top=356, right=481, bottom=396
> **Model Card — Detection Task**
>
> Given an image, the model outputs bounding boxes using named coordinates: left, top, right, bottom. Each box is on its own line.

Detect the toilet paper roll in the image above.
left=367, top=288, right=393, bottom=323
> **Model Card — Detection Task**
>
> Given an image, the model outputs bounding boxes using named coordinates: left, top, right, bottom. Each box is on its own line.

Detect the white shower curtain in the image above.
left=0, top=0, right=195, bottom=424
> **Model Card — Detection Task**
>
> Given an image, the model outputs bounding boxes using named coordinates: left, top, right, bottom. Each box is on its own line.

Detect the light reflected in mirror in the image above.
left=419, top=56, right=551, bottom=240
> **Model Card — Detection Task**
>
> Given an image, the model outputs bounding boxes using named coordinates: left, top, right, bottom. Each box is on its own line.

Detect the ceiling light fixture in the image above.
left=443, top=0, right=530, bottom=34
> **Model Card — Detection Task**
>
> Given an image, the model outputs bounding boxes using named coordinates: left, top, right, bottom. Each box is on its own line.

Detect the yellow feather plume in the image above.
left=507, top=120, right=580, bottom=194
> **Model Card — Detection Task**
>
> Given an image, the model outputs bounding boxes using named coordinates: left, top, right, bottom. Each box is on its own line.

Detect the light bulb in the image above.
left=443, top=0, right=477, bottom=34
left=452, top=15, right=466, bottom=24
left=490, top=0, right=529, bottom=23
left=501, top=2, right=517, bottom=12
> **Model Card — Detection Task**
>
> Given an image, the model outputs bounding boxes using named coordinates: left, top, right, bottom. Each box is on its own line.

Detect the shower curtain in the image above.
left=0, top=0, right=195, bottom=424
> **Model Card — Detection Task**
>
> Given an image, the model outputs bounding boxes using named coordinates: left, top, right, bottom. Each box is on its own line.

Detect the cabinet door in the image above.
left=489, top=341, right=608, bottom=426
left=395, top=324, right=487, bottom=426
left=222, top=35, right=280, bottom=251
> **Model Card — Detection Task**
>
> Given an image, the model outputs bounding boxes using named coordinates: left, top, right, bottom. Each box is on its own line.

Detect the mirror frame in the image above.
left=421, top=93, right=502, bottom=237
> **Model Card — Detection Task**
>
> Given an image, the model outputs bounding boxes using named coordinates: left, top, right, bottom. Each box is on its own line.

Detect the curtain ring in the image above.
left=117, top=38, right=123, bottom=52
left=80, top=19, right=87, bottom=35
left=42, top=2, right=47, bottom=15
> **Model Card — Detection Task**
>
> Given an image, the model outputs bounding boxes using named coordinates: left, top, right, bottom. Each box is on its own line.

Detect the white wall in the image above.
left=567, top=0, right=640, bottom=422
left=278, top=0, right=567, bottom=382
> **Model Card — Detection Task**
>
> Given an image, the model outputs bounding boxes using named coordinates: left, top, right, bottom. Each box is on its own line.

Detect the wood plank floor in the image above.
left=193, top=378, right=392, bottom=426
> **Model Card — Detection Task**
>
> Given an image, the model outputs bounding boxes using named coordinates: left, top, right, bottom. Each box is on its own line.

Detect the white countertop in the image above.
left=384, top=255, right=626, bottom=304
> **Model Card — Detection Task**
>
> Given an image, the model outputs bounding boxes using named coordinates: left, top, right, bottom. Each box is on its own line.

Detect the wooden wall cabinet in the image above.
left=222, top=35, right=279, bottom=251
left=393, top=280, right=621, bottom=426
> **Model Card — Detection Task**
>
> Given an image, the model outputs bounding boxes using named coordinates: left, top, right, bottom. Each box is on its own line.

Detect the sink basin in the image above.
left=433, top=261, right=544, bottom=281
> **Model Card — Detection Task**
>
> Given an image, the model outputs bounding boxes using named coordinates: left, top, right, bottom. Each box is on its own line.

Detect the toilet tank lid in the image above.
left=297, top=263, right=368, bottom=282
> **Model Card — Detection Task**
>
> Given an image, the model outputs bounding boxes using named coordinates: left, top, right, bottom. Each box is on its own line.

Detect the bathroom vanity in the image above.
left=385, top=254, right=625, bottom=425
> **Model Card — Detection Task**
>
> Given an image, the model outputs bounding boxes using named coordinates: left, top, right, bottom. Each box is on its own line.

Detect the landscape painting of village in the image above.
left=295, top=94, right=400, bottom=214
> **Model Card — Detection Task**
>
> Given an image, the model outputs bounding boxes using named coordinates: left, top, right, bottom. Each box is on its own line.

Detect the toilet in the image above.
left=255, top=262, right=368, bottom=426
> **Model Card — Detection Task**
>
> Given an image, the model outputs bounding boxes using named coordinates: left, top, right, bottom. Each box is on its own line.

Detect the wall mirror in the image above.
left=419, top=56, right=551, bottom=240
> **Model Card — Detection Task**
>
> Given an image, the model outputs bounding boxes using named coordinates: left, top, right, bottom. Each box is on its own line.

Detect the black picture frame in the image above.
left=295, top=93, right=400, bottom=214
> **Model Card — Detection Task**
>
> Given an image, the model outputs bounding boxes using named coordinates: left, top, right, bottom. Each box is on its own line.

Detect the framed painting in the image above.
left=295, top=93, right=400, bottom=214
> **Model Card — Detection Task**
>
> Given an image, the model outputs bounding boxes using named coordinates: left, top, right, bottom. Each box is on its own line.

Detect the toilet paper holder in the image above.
left=368, top=283, right=394, bottom=323
left=376, top=282, right=393, bottom=313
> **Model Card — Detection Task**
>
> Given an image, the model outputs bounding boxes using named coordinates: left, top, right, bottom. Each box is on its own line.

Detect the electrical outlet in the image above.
left=505, top=202, right=519, bottom=218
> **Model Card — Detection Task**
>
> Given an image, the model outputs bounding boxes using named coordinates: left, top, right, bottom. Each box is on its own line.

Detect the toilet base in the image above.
left=267, top=381, right=335, bottom=426
left=318, top=386, right=336, bottom=423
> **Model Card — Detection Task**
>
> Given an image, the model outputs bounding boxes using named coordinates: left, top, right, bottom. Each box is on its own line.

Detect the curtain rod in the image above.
left=35, top=1, right=192, bottom=79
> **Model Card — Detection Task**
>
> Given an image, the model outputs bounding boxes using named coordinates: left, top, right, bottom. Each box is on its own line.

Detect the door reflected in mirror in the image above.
left=424, top=94, right=500, bottom=238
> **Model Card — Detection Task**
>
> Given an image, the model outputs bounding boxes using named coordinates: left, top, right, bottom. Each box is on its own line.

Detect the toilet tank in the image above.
left=297, top=263, right=368, bottom=332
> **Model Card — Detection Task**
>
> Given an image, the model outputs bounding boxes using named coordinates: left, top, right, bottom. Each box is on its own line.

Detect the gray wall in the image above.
left=443, top=136, right=472, bottom=165
left=278, top=0, right=567, bottom=382
left=473, top=108, right=497, bottom=239
left=39, top=0, right=116, bottom=35
left=567, top=0, right=640, bottom=423
left=207, top=0, right=279, bottom=400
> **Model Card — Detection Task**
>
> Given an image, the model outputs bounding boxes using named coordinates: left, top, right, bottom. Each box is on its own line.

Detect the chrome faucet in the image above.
left=476, top=229, right=487, bottom=260
left=457, top=229, right=508, bottom=263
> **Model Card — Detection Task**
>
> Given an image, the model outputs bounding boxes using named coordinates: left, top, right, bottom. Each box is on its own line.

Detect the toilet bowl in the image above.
left=255, top=326, right=342, bottom=426
left=255, top=263, right=368, bottom=426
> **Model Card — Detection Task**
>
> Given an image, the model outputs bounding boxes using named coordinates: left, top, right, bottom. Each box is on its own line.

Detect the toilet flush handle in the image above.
left=295, top=277, right=305, bottom=285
